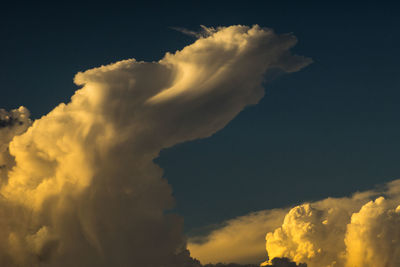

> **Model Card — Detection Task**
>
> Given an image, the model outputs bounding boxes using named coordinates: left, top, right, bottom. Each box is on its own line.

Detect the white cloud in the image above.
left=0, top=25, right=309, bottom=266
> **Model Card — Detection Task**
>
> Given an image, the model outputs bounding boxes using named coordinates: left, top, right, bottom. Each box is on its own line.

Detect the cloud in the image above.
left=0, top=107, right=31, bottom=185
left=162, top=249, right=306, bottom=267
left=262, top=257, right=307, bottom=267
left=188, top=209, right=289, bottom=264
left=264, top=181, right=400, bottom=267
left=203, top=257, right=306, bottom=267
left=344, top=196, right=400, bottom=267
left=190, top=179, right=400, bottom=267
left=0, top=25, right=310, bottom=266
left=170, top=25, right=216, bottom=38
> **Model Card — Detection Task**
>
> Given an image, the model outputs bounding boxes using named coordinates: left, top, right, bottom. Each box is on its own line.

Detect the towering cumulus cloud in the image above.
left=0, top=25, right=310, bottom=266
left=264, top=181, right=400, bottom=267
left=189, top=180, right=400, bottom=267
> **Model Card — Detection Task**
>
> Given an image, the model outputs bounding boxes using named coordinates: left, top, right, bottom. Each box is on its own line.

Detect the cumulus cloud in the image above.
left=190, top=179, right=400, bottom=267
left=203, top=257, right=305, bottom=267
left=344, top=196, right=400, bottom=267
left=0, top=25, right=310, bottom=266
left=0, top=107, right=31, bottom=184
left=264, top=181, right=400, bottom=267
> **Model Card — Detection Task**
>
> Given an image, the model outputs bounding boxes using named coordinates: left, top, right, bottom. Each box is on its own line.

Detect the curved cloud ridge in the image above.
left=0, top=25, right=310, bottom=266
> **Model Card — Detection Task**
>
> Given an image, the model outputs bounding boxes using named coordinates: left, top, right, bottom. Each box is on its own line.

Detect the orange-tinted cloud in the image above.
left=0, top=25, right=309, bottom=266
left=188, top=209, right=289, bottom=264
left=190, top=179, right=400, bottom=267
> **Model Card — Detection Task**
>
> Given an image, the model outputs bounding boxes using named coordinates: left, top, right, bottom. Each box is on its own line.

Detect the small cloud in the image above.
left=170, top=25, right=217, bottom=38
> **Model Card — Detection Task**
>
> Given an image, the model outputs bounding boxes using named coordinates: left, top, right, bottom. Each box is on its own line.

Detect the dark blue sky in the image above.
left=2, top=1, right=400, bottom=233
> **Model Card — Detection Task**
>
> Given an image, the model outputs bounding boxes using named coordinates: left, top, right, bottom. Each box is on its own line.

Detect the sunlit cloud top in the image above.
left=0, top=25, right=310, bottom=266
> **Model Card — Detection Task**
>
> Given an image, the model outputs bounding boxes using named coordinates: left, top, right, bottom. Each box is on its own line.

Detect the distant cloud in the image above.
left=265, top=181, right=400, bottom=267
left=188, top=209, right=289, bottom=264
left=170, top=25, right=217, bottom=38
left=0, top=25, right=310, bottom=266
left=190, top=180, right=400, bottom=267
left=161, top=249, right=306, bottom=267
left=204, top=257, right=306, bottom=267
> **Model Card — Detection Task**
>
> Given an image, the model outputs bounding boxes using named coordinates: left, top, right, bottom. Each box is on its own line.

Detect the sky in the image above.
left=1, top=1, right=400, bottom=266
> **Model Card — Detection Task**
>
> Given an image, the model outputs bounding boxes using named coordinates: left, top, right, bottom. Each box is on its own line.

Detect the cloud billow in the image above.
left=190, top=179, right=400, bottom=267
left=0, top=25, right=310, bottom=266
